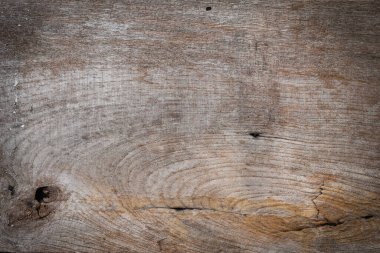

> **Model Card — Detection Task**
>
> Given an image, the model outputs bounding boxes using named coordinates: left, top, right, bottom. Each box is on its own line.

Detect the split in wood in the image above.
left=249, top=132, right=262, bottom=138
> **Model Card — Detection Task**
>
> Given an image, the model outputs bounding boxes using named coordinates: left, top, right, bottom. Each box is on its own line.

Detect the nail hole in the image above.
left=249, top=132, right=262, bottom=138
left=206, top=6, right=212, bottom=11
left=35, top=186, right=49, bottom=203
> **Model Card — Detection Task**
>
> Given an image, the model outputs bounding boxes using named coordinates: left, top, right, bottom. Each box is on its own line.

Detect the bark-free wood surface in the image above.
left=1, top=1, right=379, bottom=252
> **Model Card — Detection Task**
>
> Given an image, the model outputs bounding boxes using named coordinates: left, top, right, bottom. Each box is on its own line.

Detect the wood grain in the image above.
left=0, top=0, right=379, bottom=252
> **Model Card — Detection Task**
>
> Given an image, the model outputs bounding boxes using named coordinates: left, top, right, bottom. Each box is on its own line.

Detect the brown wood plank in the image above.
left=1, top=1, right=379, bottom=252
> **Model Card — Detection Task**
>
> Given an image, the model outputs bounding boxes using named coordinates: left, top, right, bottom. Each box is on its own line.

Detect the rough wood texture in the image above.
left=1, top=1, right=379, bottom=252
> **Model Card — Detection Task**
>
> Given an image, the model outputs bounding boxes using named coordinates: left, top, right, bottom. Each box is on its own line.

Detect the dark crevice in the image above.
left=35, top=186, right=49, bottom=203
left=138, top=206, right=248, bottom=216
left=249, top=132, right=262, bottom=138
left=318, top=220, right=343, bottom=227
left=171, top=207, right=193, bottom=211
left=281, top=214, right=376, bottom=233
left=361, top=214, right=374, bottom=219
left=311, top=181, right=324, bottom=219
left=8, top=185, right=15, bottom=195
left=169, top=207, right=213, bottom=212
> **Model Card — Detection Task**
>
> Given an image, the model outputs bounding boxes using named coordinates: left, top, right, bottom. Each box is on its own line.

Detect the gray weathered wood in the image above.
left=1, top=0, right=379, bottom=252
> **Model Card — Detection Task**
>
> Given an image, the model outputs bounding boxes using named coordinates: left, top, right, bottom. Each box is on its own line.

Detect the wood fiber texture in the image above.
left=0, top=0, right=379, bottom=252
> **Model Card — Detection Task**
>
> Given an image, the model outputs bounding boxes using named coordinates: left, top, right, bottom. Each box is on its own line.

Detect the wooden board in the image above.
left=1, top=0, right=379, bottom=252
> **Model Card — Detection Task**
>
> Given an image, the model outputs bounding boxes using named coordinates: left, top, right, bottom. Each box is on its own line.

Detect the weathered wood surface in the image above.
left=0, top=0, right=379, bottom=252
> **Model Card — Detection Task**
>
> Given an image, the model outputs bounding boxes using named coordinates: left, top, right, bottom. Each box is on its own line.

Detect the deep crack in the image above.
left=137, top=206, right=248, bottom=216
left=280, top=214, right=376, bottom=233
left=311, top=181, right=324, bottom=219
left=170, top=207, right=204, bottom=212
left=362, top=214, right=374, bottom=219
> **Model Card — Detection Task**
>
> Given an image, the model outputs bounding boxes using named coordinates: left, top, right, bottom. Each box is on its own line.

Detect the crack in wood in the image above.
left=280, top=215, right=376, bottom=233
left=311, top=181, right=324, bottom=220
left=137, top=206, right=248, bottom=216
left=249, top=132, right=262, bottom=138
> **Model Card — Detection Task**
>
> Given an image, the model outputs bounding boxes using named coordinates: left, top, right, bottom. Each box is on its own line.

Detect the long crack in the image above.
left=311, top=180, right=324, bottom=220
left=137, top=206, right=248, bottom=216
left=280, top=214, right=375, bottom=233
left=137, top=187, right=377, bottom=234
left=278, top=181, right=377, bottom=233
left=141, top=205, right=376, bottom=234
